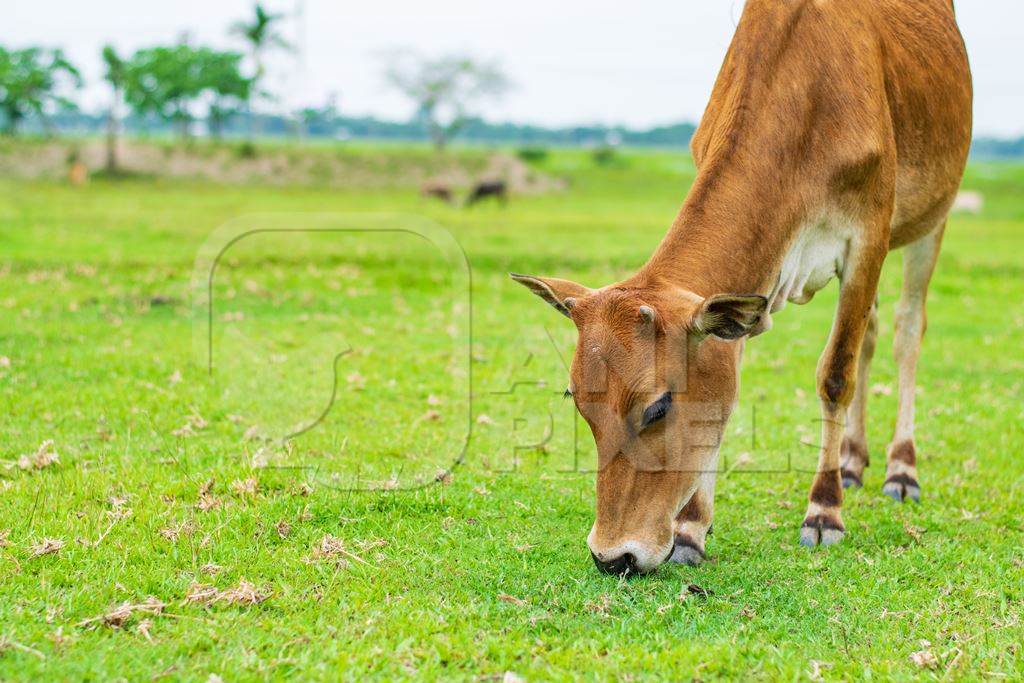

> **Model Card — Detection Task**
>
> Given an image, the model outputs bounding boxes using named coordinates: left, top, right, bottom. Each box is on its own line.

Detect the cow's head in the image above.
left=511, top=273, right=767, bottom=575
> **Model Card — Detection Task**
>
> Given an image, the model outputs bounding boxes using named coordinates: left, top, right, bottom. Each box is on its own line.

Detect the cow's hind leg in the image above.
left=841, top=297, right=878, bottom=489
left=883, top=224, right=944, bottom=503
left=671, top=470, right=716, bottom=566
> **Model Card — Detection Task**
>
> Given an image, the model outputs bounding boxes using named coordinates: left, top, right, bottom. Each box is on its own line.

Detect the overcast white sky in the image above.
left=4, top=1, right=1022, bottom=136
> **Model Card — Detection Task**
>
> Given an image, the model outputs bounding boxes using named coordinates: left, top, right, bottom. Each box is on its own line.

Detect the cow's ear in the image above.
left=510, top=273, right=592, bottom=318
left=693, top=294, right=768, bottom=340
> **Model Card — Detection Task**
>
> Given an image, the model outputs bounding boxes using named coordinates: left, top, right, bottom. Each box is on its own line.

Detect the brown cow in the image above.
left=512, top=0, right=971, bottom=575
left=421, top=180, right=454, bottom=204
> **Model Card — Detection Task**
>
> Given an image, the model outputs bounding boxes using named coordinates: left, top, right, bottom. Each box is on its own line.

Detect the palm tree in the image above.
left=230, top=3, right=292, bottom=139
left=101, top=45, right=126, bottom=173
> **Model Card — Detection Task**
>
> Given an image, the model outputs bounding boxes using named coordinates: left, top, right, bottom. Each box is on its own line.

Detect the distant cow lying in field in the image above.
left=465, top=180, right=507, bottom=206
left=513, top=0, right=971, bottom=576
left=421, top=180, right=454, bottom=204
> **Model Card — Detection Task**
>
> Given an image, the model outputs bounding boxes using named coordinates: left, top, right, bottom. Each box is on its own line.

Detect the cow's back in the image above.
left=690, top=0, right=971, bottom=247
left=874, top=0, right=972, bottom=245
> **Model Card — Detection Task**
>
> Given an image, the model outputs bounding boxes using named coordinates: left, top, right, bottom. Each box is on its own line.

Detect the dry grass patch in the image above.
left=2, top=440, right=60, bottom=474
left=28, top=538, right=64, bottom=558
left=76, top=597, right=167, bottom=630
left=304, top=534, right=372, bottom=568
left=183, top=579, right=270, bottom=607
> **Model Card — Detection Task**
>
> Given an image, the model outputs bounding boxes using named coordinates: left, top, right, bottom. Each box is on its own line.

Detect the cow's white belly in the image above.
left=769, top=220, right=852, bottom=313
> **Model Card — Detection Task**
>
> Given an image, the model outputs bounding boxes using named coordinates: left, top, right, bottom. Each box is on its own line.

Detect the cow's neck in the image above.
left=638, top=21, right=818, bottom=299
left=638, top=148, right=805, bottom=299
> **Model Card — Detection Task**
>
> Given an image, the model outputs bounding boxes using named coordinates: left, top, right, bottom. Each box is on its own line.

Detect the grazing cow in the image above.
left=465, top=180, right=508, bottom=206
left=421, top=180, right=454, bottom=204
left=512, top=0, right=971, bottom=575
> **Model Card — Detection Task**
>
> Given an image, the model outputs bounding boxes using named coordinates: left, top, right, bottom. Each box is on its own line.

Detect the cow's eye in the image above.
left=640, top=392, right=672, bottom=429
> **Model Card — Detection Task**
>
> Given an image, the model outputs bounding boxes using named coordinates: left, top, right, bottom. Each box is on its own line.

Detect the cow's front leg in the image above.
left=801, top=401, right=848, bottom=546
left=801, top=233, right=887, bottom=547
left=671, top=470, right=717, bottom=565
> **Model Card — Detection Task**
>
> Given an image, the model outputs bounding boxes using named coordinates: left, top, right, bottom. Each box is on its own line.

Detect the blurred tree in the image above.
left=384, top=52, right=511, bottom=150
left=125, top=45, right=205, bottom=140
left=101, top=45, right=126, bottom=171
left=296, top=93, right=340, bottom=138
left=0, top=46, right=81, bottom=136
left=203, top=51, right=252, bottom=139
left=230, top=3, right=292, bottom=138
left=124, top=44, right=249, bottom=142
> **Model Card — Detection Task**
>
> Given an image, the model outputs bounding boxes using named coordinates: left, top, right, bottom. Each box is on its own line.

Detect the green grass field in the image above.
left=1, top=145, right=1022, bottom=680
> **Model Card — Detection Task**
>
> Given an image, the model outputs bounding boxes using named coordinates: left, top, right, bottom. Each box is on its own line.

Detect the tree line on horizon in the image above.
left=33, top=107, right=701, bottom=148
left=1, top=3, right=541, bottom=166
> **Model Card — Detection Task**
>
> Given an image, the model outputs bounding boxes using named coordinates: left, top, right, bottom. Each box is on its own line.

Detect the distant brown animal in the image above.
left=68, top=160, right=88, bottom=186
left=421, top=181, right=454, bottom=204
left=465, top=180, right=507, bottom=206
left=513, top=0, right=971, bottom=575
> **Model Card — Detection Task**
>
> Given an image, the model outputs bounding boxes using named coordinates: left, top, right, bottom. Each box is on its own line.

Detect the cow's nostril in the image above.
left=591, top=551, right=638, bottom=576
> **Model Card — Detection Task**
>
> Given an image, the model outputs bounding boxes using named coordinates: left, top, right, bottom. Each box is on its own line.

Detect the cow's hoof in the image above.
left=799, top=515, right=845, bottom=547
left=883, top=474, right=921, bottom=503
left=840, top=437, right=868, bottom=490
left=669, top=535, right=705, bottom=566
left=841, top=469, right=863, bottom=490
